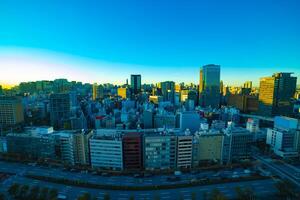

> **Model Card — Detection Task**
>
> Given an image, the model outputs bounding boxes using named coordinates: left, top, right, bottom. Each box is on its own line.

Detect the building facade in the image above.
left=90, top=132, right=123, bottom=170
left=199, top=64, right=221, bottom=108
left=0, top=96, right=24, bottom=127
left=259, top=73, right=297, bottom=116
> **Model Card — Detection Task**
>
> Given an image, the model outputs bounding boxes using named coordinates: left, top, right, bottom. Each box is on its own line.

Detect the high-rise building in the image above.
left=92, top=84, right=104, bottom=100
left=258, top=73, right=297, bottom=116
left=143, top=133, right=177, bottom=170
left=176, top=134, right=193, bottom=168
left=179, top=111, right=202, bottom=134
left=222, top=127, right=253, bottom=164
left=90, top=131, right=123, bottom=170
left=49, top=93, right=71, bottom=130
left=160, top=81, right=175, bottom=103
left=143, top=110, right=153, bottom=129
left=266, top=116, right=300, bottom=158
left=193, top=130, right=224, bottom=167
left=117, top=87, right=129, bottom=99
left=130, top=74, right=141, bottom=95
left=122, top=132, right=143, bottom=170
left=0, top=96, right=24, bottom=127
left=199, top=64, right=221, bottom=108
left=243, top=81, right=252, bottom=89
left=92, top=83, right=98, bottom=100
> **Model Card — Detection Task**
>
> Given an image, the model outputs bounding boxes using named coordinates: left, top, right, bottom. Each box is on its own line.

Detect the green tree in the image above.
left=274, top=179, right=299, bottom=199
left=37, top=187, right=49, bottom=200
left=103, top=193, right=110, bottom=200
left=49, top=188, right=58, bottom=200
left=18, top=184, right=30, bottom=200
left=191, top=192, right=197, bottom=200
left=28, top=186, right=40, bottom=200
left=77, top=192, right=92, bottom=200
left=209, top=189, right=227, bottom=200
left=0, top=193, right=5, bottom=200
left=8, top=183, right=20, bottom=197
left=129, top=195, right=135, bottom=200
left=235, top=186, right=256, bottom=200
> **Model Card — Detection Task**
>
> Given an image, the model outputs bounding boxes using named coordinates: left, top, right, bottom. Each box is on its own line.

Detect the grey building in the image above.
left=222, top=127, right=253, bottom=164
left=143, top=132, right=177, bottom=170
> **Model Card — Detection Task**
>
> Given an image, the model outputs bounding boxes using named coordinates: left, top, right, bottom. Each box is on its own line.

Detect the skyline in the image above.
left=0, top=47, right=299, bottom=88
left=1, top=0, right=300, bottom=86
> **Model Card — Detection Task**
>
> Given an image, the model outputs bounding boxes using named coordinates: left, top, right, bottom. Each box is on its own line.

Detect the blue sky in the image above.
left=0, top=0, right=299, bottom=86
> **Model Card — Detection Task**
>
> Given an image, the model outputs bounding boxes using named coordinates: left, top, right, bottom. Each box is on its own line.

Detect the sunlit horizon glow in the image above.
left=0, top=47, right=299, bottom=87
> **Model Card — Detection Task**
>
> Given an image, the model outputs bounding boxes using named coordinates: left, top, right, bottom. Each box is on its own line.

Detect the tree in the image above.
left=49, top=188, right=58, bottom=200
left=0, top=193, right=5, bottom=200
left=191, top=192, right=197, bottom=200
left=235, top=186, right=256, bottom=200
left=129, top=195, right=135, bottom=200
left=274, top=179, right=299, bottom=199
left=8, top=183, right=20, bottom=197
left=103, top=193, right=110, bottom=200
left=17, top=184, right=30, bottom=200
left=39, top=187, right=49, bottom=200
left=28, top=186, right=40, bottom=200
left=202, top=191, right=208, bottom=200
left=209, top=189, right=228, bottom=200
left=77, top=192, right=92, bottom=200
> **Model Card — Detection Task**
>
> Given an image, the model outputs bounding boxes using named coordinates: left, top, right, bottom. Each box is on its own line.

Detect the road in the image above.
left=254, top=155, right=300, bottom=187
left=0, top=160, right=278, bottom=199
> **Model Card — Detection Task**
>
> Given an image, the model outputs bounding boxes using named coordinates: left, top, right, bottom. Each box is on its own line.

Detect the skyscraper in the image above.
left=130, top=74, right=141, bottom=95
left=50, top=93, right=71, bottom=130
left=92, top=83, right=98, bottom=100
left=199, top=64, right=221, bottom=108
left=258, top=73, right=297, bottom=116
left=160, top=81, right=175, bottom=103
left=0, top=96, right=24, bottom=127
left=243, top=81, right=252, bottom=89
left=92, top=83, right=104, bottom=100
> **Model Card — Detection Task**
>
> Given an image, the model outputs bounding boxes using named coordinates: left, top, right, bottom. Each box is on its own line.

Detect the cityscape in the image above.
left=1, top=1, right=300, bottom=200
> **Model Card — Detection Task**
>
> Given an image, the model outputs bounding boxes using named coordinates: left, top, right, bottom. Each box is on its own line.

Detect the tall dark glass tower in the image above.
left=130, top=74, right=141, bottom=95
left=199, top=64, right=221, bottom=108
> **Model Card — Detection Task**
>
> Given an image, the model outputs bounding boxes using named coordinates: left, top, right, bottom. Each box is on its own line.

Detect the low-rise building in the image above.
left=122, top=132, right=143, bottom=170
left=193, top=130, right=223, bottom=166
left=90, top=130, right=123, bottom=170
left=176, top=132, right=193, bottom=168
left=6, top=128, right=56, bottom=159
left=222, top=126, right=253, bottom=164
left=143, top=132, right=177, bottom=170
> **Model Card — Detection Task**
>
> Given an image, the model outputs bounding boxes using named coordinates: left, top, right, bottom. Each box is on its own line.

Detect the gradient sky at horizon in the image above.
left=0, top=0, right=300, bottom=86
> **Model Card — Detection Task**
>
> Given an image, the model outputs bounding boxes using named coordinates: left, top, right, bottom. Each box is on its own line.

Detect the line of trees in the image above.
left=7, top=183, right=58, bottom=200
